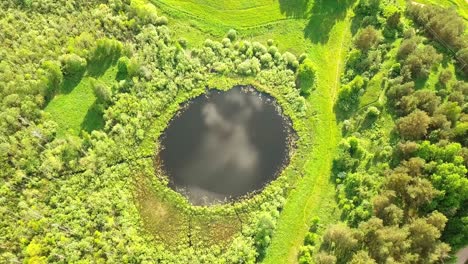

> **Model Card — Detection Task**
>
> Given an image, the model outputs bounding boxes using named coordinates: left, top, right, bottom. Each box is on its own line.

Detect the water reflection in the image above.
left=159, top=86, right=292, bottom=205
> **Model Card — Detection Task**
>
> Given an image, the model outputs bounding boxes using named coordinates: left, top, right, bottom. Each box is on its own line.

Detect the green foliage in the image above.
left=297, top=59, right=317, bottom=96
left=315, top=3, right=468, bottom=263
left=226, top=29, right=237, bottom=41
left=117, top=56, right=130, bottom=77
left=91, top=78, right=112, bottom=104
left=396, top=110, right=431, bottom=140
left=3, top=0, right=468, bottom=263
left=336, top=75, right=366, bottom=118
left=60, top=53, right=87, bottom=76
left=254, top=213, right=276, bottom=259
left=41, top=60, right=63, bottom=101
left=354, top=26, right=380, bottom=51
left=355, top=0, right=381, bottom=16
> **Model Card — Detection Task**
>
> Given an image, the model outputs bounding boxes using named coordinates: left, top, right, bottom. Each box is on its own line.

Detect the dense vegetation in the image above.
left=299, top=1, right=468, bottom=263
left=0, top=0, right=466, bottom=263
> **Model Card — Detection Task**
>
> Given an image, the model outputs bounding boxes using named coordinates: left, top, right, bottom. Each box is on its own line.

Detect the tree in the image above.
left=414, top=90, right=440, bottom=115
left=117, top=56, right=130, bottom=77
left=91, top=79, right=112, bottom=105
left=254, top=213, right=276, bottom=258
left=60, top=53, right=87, bottom=76
left=438, top=69, right=452, bottom=87
left=349, top=251, right=377, bottom=264
left=322, top=224, right=358, bottom=263
left=315, top=252, right=337, bottom=264
left=401, top=45, right=442, bottom=79
left=355, top=0, right=381, bottom=16
left=429, top=162, right=468, bottom=216
left=408, top=218, right=446, bottom=260
left=296, top=59, right=317, bottom=96
left=456, top=48, right=468, bottom=76
left=354, top=26, right=380, bottom=51
left=397, top=110, right=431, bottom=140
left=41, top=60, right=63, bottom=101
left=336, top=76, right=365, bottom=118
left=227, top=29, right=237, bottom=41
left=384, top=5, right=401, bottom=29
left=397, top=37, right=420, bottom=60
left=408, top=5, right=465, bottom=49
left=435, top=102, right=461, bottom=126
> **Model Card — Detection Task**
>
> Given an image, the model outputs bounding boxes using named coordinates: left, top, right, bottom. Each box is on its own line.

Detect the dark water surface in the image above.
left=159, top=86, right=292, bottom=205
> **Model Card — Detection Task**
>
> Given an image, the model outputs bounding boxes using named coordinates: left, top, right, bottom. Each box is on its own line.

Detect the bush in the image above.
left=178, top=38, right=187, bottom=48
left=60, top=53, right=87, bottom=76
left=237, top=58, right=260, bottom=76
left=117, top=57, right=130, bottom=77
left=355, top=0, right=381, bottom=16
left=155, top=16, right=168, bottom=26
left=91, top=79, right=112, bottom=104
left=283, top=52, right=298, bottom=68
left=296, top=59, right=317, bottom=96
left=336, top=76, right=366, bottom=117
left=227, top=29, right=237, bottom=41
left=254, top=213, right=276, bottom=258
left=354, top=26, right=380, bottom=51
left=41, top=60, right=63, bottom=101
left=366, top=106, right=380, bottom=117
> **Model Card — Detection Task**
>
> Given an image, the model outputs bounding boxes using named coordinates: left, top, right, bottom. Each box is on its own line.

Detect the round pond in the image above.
left=159, top=86, right=293, bottom=205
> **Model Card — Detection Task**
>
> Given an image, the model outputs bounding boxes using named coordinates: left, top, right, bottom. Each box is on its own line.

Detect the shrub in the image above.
left=60, top=53, right=87, bottom=76
left=91, top=78, right=112, bottom=104
left=178, top=38, right=187, bottom=48
left=237, top=58, right=260, bottom=76
left=296, top=59, right=317, bottom=96
left=117, top=56, right=130, bottom=77
left=154, top=16, right=168, bottom=26
left=227, top=29, right=237, bottom=41
left=41, top=60, right=63, bottom=101
left=267, top=39, right=274, bottom=46
left=283, top=52, right=298, bottom=68
left=336, top=76, right=366, bottom=117
left=354, top=26, right=380, bottom=51
left=366, top=106, right=380, bottom=117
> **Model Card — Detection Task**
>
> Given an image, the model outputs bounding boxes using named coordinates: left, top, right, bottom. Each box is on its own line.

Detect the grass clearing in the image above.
left=45, top=66, right=117, bottom=137
left=150, top=0, right=312, bottom=54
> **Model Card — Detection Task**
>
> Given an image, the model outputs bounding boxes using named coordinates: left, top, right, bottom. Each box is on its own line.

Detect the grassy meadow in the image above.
left=45, top=66, right=117, bottom=137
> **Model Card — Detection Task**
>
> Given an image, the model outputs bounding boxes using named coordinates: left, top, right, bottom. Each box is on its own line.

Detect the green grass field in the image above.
left=45, top=66, right=116, bottom=137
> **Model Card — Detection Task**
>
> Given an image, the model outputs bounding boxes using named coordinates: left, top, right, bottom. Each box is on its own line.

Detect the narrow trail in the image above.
left=262, top=11, right=352, bottom=264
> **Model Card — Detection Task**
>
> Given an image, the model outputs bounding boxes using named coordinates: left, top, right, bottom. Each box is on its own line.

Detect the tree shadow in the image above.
left=60, top=69, right=86, bottom=94
left=87, top=53, right=120, bottom=77
left=303, top=0, right=355, bottom=43
left=358, top=114, right=377, bottom=132
left=414, top=75, right=429, bottom=90
left=80, top=102, right=105, bottom=134
left=278, top=0, right=310, bottom=18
